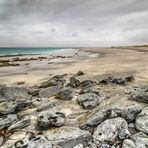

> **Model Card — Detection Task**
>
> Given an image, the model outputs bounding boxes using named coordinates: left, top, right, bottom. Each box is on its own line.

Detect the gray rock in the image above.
left=8, top=118, right=30, bottom=132
left=32, top=97, right=49, bottom=107
left=39, top=75, right=65, bottom=88
left=67, top=76, right=81, bottom=88
left=122, top=132, right=148, bottom=148
left=14, top=134, right=52, bottom=148
left=136, top=107, right=148, bottom=134
left=0, top=86, right=31, bottom=101
left=0, top=99, right=32, bottom=115
left=79, top=86, right=99, bottom=94
left=39, top=86, right=62, bottom=98
left=0, top=114, right=18, bottom=130
left=0, top=86, right=32, bottom=115
left=80, top=101, right=143, bottom=130
left=80, top=80, right=96, bottom=88
left=36, top=101, right=57, bottom=112
left=73, top=143, right=84, bottom=148
left=56, top=87, right=75, bottom=100
left=45, top=126, right=92, bottom=148
left=77, top=92, right=105, bottom=109
left=130, top=85, right=148, bottom=103
left=37, top=111, right=65, bottom=129
left=122, top=139, right=135, bottom=148
left=93, top=117, right=130, bottom=147
left=98, top=74, right=134, bottom=85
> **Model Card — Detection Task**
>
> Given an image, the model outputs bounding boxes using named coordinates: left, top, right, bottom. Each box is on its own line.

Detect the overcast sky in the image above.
left=0, top=0, right=148, bottom=47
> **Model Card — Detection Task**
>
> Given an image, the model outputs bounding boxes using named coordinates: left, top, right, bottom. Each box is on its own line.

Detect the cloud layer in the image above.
left=0, top=0, right=148, bottom=47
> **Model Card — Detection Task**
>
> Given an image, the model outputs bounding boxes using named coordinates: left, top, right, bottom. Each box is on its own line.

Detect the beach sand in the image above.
left=0, top=47, right=148, bottom=86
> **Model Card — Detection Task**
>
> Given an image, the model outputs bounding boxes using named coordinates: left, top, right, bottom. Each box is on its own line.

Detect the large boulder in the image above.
left=39, top=75, right=65, bottom=88
left=0, top=86, right=31, bottom=101
left=93, top=117, right=130, bottom=147
left=77, top=92, right=105, bottom=109
left=80, top=100, right=143, bottom=130
left=45, top=126, right=92, bottom=148
left=37, top=111, right=65, bottom=130
left=56, top=87, right=75, bottom=100
left=0, top=114, right=18, bottom=130
left=122, top=132, right=148, bottom=148
left=39, top=86, right=62, bottom=98
left=0, top=86, right=32, bottom=115
left=129, top=85, right=148, bottom=103
left=135, top=107, right=148, bottom=134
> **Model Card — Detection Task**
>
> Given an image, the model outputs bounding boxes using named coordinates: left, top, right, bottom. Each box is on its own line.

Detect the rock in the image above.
left=36, top=101, right=57, bottom=112
left=8, top=118, right=30, bottom=132
left=56, top=87, right=75, bottom=100
left=122, top=139, right=135, bottom=148
left=98, top=73, right=134, bottom=85
left=80, top=101, right=143, bottom=130
left=135, top=107, right=148, bottom=134
left=80, top=80, right=96, bottom=88
left=79, top=86, right=99, bottom=94
left=45, top=126, right=92, bottom=148
left=39, top=86, right=62, bottom=98
left=32, top=97, right=49, bottom=107
left=0, top=114, right=18, bottom=130
left=0, top=86, right=32, bottom=115
left=77, top=71, right=85, bottom=76
left=77, top=92, right=105, bottom=109
left=0, top=86, right=31, bottom=101
left=39, top=75, right=65, bottom=88
left=67, top=76, right=81, bottom=88
left=130, top=85, right=148, bottom=103
left=14, top=134, right=52, bottom=148
left=73, top=143, right=84, bottom=148
left=16, top=81, right=25, bottom=85
left=28, top=87, right=40, bottom=96
left=93, top=117, right=130, bottom=147
left=122, top=132, right=148, bottom=148
left=37, top=111, right=65, bottom=129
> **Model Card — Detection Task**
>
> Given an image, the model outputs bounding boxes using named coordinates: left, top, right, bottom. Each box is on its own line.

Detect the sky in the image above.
left=0, top=0, right=148, bottom=47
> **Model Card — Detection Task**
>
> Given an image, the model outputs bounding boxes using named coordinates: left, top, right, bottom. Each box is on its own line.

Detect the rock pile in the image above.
left=0, top=72, right=148, bottom=148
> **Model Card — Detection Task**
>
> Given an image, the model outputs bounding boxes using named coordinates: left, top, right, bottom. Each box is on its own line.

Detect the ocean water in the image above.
left=0, top=47, right=68, bottom=57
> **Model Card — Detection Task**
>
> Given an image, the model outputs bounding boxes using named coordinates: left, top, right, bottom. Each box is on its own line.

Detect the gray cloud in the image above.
left=0, top=0, right=148, bottom=47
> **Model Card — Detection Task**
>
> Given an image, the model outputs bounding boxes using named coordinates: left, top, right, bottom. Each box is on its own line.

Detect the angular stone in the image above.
left=0, top=86, right=31, bottom=101
left=77, top=93, right=105, bottom=109
left=37, top=111, right=65, bottom=129
left=56, top=87, right=75, bottom=100
left=39, top=86, right=62, bottom=98
left=0, top=114, right=18, bottom=130
left=130, top=85, right=148, bottom=103
left=136, top=107, right=148, bottom=134
left=93, top=117, right=130, bottom=147
left=45, top=126, right=92, bottom=148
left=8, top=118, right=30, bottom=132
left=67, top=76, right=81, bottom=88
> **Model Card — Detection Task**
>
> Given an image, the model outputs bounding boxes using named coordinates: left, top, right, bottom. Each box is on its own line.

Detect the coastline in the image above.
left=0, top=47, right=148, bottom=86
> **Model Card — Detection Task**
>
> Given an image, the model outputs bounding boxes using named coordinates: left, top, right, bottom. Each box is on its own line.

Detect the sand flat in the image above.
left=0, top=47, right=148, bottom=86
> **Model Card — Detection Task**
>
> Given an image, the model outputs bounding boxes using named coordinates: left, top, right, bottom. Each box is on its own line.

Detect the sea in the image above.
left=0, top=47, right=71, bottom=57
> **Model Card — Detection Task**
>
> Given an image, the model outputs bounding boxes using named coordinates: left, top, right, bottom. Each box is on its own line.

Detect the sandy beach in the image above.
left=0, top=47, right=148, bottom=86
